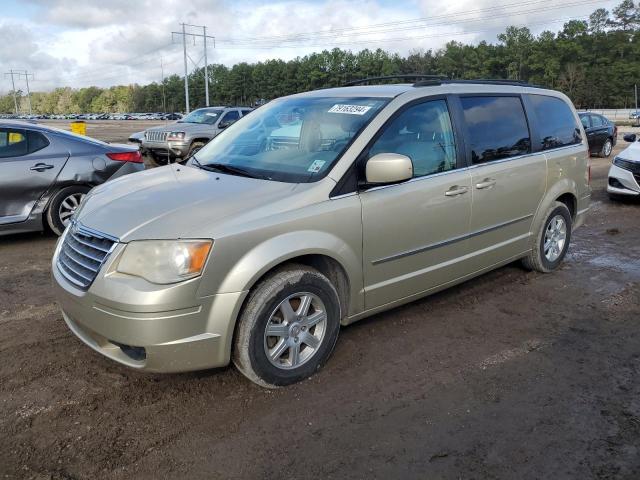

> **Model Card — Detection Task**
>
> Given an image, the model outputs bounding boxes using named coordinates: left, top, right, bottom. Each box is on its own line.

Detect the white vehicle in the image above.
left=608, top=133, right=640, bottom=199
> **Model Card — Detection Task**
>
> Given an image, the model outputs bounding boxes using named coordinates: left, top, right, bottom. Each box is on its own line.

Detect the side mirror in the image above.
left=623, top=133, right=637, bottom=143
left=365, top=153, right=413, bottom=185
left=218, top=120, right=236, bottom=129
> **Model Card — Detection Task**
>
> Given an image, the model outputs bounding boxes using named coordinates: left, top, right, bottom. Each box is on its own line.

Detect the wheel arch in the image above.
left=529, top=178, right=578, bottom=246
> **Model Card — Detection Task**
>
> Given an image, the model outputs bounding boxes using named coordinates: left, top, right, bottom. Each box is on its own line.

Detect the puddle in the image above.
left=588, top=254, right=640, bottom=279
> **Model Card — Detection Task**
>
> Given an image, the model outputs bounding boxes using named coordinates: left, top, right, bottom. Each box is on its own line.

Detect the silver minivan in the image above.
left=53, top=80, right=590, bottom=387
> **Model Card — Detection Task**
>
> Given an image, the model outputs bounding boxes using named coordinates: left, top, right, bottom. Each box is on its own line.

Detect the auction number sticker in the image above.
left=328, top=104, right=372, bottom=115
left=307, top=160, right=326, bottom=173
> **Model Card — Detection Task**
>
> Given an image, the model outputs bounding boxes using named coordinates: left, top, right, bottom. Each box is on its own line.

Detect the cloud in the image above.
left=0, top=0, right=622, bottom=93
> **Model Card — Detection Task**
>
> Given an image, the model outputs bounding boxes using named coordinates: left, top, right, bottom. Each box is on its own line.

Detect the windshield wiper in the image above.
left=200, top=162, right=260, bottom=179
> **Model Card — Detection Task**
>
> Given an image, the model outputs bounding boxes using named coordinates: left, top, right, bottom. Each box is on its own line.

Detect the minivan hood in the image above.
left=78, top=164, right=303, bottom=241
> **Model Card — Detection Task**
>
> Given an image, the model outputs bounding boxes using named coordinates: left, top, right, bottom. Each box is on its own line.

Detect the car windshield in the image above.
left=192, top=96, right=389, bottom=182
left=179, top=109, right=224, bottom=124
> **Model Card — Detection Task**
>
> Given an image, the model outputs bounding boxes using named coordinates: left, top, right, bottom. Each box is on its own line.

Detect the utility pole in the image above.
left=635, top=84, right=638, bottom=127
left=3, top=70, right=19, bottom=114
left=203, top=25, right=209, bottom=107
left=160, top=57, right=166, bottom=113
left=181, top=23, right=190, bottom=113
left=171, top=23, right=215, bottom=113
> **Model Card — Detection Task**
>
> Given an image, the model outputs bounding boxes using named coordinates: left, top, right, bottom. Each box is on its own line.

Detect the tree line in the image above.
left=1, top=0, right=639, bottom=114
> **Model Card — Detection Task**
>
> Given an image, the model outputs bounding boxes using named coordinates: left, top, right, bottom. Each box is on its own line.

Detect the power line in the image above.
left=215, top=0, right=604, bottom=46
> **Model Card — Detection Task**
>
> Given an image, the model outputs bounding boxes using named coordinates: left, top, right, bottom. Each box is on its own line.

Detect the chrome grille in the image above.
left=145, top=131, right=168, bottom=142
left=57, top=223, right=117, bottom=290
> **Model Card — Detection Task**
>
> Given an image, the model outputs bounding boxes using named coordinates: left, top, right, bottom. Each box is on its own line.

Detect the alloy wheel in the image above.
left=543, top=214, right=567, bottom=262
left=263, top=292, right=327, bottom=370
left=58, top=193, right=86, bottom=227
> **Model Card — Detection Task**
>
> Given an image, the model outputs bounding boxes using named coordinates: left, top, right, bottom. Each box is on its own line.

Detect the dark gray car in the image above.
left=0, top=121, right=144, bottom=236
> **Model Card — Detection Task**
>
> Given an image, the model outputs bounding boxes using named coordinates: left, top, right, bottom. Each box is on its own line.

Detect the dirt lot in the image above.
left=0, top=125, right=639, bottom=479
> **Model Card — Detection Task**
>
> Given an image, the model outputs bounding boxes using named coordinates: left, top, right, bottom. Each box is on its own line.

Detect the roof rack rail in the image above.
left=413, top=78, right=542, bottom=88
left=344, top=74, right=448, bottom=87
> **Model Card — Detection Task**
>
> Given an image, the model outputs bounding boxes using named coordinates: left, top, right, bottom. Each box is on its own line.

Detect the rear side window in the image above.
left=241, top=109, right=253, bottom=116
left=460, top=96, right=531, bottom=164
left=0, top=128, right=28, bottom=158
left=27, top=131, right=50, bottom=153
left=529, top=95, right=581, bottom=150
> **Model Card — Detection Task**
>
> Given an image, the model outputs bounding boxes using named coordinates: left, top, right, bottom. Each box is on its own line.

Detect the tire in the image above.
left=522, top=201, right=572, bottom=273
left=186, top=141, right=206, bottom=160
left=600, top=138, right=613, bottom=157
left=233, top=265, right=341, bottom=388
left=46, top=185, right=91, bottom=235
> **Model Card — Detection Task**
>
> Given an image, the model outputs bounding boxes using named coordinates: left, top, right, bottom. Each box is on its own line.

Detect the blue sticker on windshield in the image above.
left=307, top=160, right=326, bottom=173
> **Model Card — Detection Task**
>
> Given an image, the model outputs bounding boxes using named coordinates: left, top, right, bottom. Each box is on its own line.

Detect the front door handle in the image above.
left=475, top=178, right=496, bottom=189
left=445, top=185, right=469, bottom=197
left=30, top=163, right=54, bottom=171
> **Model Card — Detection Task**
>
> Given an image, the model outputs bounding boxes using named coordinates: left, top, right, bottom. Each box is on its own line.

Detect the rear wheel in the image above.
left=600, top=138, right=613, bottom=157
left=46, top=186, right=91, bottom=235
left=233, top=265, right=341, bottom=388
left=522, top=201, right=572, bottom=273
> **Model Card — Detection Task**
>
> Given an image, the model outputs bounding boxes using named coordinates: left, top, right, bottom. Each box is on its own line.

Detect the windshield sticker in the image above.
left=205, top=112, right=219, bottom=117
left=328, top=104, right=372, bottom=115
left=307, top=160, right=326, bottom=173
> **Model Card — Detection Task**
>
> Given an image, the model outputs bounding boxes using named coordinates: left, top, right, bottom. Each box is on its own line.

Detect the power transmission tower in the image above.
left=16, top=71, right=34, bottom=115
left=171, top=23, right=215, bottom=113
left=3, top=70, right=20, bottom=114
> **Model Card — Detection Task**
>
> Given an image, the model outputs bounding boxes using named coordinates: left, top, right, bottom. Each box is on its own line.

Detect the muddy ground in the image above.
left=0, top=124, right=639, bottom=479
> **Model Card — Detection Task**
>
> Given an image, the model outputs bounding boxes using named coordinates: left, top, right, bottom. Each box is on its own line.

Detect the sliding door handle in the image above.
left=445, top=186, right=469, bottom=197
left=475, top=178, right=496, bottom=189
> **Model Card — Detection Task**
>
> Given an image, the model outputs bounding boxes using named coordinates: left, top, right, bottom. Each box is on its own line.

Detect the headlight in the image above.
left=116, top=240, right=213, bottom=284
left=167, top=131, right=186, bottom=141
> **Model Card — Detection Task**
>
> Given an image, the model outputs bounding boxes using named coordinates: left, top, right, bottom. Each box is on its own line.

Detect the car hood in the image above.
left=618, top=140, right=640, bottom=162
left=78, top=164, right=305, bottom=241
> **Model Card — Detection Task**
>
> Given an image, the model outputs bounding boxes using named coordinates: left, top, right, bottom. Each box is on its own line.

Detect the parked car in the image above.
left=578, top=112, right=617, bottom=157
left=141, top=106, right=253, bottom=164
left=607, top=132, right=640, bottom=200
left=0, top=121, right=144, bottom=236
left=52, top=81, right=590, bottom=387
left=128, top=131, right=145, bottom=145
left=629, top=111, right=639, bottom=119
left=162, top=112, right=183, bottom=121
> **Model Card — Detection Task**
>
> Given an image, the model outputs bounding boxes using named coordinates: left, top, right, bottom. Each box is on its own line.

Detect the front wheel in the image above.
left=233, top=265, right=341, bottom=388
left=46, top=186, right=91, bottom=235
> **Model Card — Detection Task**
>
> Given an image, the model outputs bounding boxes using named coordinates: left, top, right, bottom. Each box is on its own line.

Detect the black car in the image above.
left=0, top=121, right=144, bottom=236
left=579, top=112, right=617, bottom=157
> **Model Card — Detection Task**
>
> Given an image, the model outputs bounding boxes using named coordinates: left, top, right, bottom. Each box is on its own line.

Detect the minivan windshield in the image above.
left=179, top=108, right=224, bottom=124
left=192, top=96, right=389, bottom=182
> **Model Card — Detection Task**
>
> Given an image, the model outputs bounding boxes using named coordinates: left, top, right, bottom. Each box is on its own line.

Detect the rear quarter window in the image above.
left=27, top=131, right=50, bottom=153
left=528, top=95, right=581, bottom=150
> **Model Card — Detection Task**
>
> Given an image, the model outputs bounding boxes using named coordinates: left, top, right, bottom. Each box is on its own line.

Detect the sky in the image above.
left=0, top=0, right=621, bottom=93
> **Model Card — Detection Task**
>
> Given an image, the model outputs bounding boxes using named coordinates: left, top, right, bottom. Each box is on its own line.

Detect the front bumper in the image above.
left=141, top=140, right=189, bottom=158
left=607, top=163, right=640, bottom=196
left=52, top=244, right=247, bottom=373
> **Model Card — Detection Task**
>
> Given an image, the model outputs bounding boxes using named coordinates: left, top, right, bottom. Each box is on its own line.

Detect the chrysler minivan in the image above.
left=52, top=80, right=590, bottom=387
